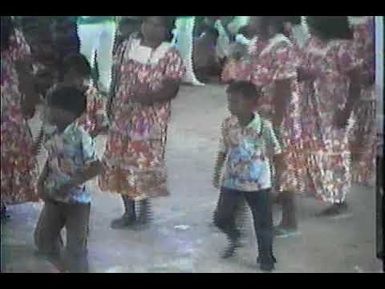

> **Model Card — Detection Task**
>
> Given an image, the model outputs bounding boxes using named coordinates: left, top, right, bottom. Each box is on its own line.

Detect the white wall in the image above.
left=376, top=16, right=384, bottom=136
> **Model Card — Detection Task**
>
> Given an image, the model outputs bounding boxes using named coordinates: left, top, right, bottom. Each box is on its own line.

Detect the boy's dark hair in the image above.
left=63, top=53, right=92, bottom=77
left=47, top=86, right=87, bottom=118
left=226, top=81, right=262, bottom=101
left=307, top=16, right=353, bottom=40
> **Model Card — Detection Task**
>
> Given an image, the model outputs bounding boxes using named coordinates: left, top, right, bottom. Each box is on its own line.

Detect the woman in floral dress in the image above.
left=348, top=16, right=376, bottom=185
left=1, top=17, right=39, bottom=218
left=230, top=16, right=304, bottom=236
left=298, top=16, right=361, bottom=216
left=100, top=16, right=186, bottom=229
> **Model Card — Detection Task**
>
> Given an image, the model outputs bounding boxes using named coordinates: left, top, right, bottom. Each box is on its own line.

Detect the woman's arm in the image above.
left=334, top=68, right=361, bottom=128
left=132, top=79, right=181, bottom=106
left=272, top=79, right=292, bottom=128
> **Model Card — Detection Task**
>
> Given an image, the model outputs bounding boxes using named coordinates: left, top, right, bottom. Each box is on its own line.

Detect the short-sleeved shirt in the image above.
left=219, top=113, right=282, bottom=192
left=43, top=122, right=98, bottom=204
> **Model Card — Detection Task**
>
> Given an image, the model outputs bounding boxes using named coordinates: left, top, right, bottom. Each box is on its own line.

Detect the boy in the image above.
left=33, top=53, right=109, bottom=156
left=34, top=86, right=102, bottom=273
left=213, top=81, right=283, bottom=272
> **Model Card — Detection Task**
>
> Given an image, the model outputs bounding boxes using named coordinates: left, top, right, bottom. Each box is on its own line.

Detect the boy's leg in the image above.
left=34, top=201, right=65, bottom=258
left=244, top=189, right=276, bottom=271
left=213, top=187, right=243, bottom=258
left=63, top=203, right=91, bottom=273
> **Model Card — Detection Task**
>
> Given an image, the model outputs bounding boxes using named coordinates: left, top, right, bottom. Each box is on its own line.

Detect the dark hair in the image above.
left=142, top=16, right=176, bottom=41
left=307, top=16, right=353, bottom=40
left=63, top=53, right=92, bottom=77
left=260, top=16, right=286, bottom=36
left=283, top=16, right=302, bottom=26
left=226, top=81, right=262, bottom=101
left=1, top=16, right=15, bottom=51
left=203, top=27, right=219, bottom=40
left=120, top=17, right=141, bottom=26
left=47, top=86, right=87, bottom=118
left=238, top=25, right=250, bottom=37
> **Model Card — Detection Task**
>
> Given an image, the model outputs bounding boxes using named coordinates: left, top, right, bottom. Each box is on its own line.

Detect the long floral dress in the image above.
left=99, top=37, right=186, bottom=201
left=349, top=16, right=376, bottom=184
left=1, top=30, right=38, bottom=204
left=299, top=37, right=360, bottom=204
left=231, top=34, right=304, bottom=193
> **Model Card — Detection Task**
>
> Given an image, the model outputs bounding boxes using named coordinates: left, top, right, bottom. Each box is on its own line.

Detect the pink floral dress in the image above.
left=99, top=37, right=186, bottom=200
left=349, top=17, right=376, bottom=184
left=246, top=34, right=304, bottom=193
left=1, top=30, right=38, bottom=204
left=299, top=37, right=360, bottom=203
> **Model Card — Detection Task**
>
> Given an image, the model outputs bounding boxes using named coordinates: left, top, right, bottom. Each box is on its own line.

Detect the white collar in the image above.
left=127, top=38, right=172, bottom=65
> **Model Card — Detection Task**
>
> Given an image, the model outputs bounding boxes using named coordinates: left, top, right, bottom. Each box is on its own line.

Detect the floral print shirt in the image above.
left=43, top=122, right=98, bottom=204
left=219, top=113, right=282, bottom=192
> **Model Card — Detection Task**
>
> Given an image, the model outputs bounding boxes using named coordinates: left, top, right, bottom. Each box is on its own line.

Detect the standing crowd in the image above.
left=1, top=16, right=376, bottom=273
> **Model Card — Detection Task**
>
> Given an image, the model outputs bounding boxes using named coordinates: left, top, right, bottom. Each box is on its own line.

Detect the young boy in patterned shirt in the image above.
left=34, top=86, right=102, bottom=272
left=213, top=81, right=283, bottom=272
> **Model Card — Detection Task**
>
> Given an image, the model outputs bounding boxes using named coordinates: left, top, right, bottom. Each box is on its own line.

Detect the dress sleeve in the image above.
left=336, top=41, right=361, bottom=75
left=87, top=89, right=109, bottom=132
left=271, top=44, right=297, bottom=81
left=164, top=48, right=186, bottom=81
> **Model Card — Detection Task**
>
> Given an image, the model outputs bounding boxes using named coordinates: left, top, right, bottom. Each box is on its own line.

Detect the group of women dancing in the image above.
left=1, top=16, right=376, bottom=239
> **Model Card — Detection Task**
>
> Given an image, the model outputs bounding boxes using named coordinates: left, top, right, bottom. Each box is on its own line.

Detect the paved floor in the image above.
left=1, top=84, right=382, bottom=273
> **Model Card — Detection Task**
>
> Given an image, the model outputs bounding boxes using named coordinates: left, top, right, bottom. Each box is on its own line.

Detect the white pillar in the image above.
left=375, top=16, right=384, bottom=137
left=173, top=17, right=204, bottom=86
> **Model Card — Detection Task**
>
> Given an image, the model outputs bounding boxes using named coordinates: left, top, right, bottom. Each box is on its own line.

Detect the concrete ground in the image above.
left=1, top=84, right=383, bottom=273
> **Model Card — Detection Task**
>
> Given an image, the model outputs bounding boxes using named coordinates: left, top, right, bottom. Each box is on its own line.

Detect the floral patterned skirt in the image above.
left=274, top=125, right=306, bottom=194
left=99, top=128, right=169, bottom=201
left=1, top=119, right=38, bottom=205
left=301, top=129, right=352, bottom=204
